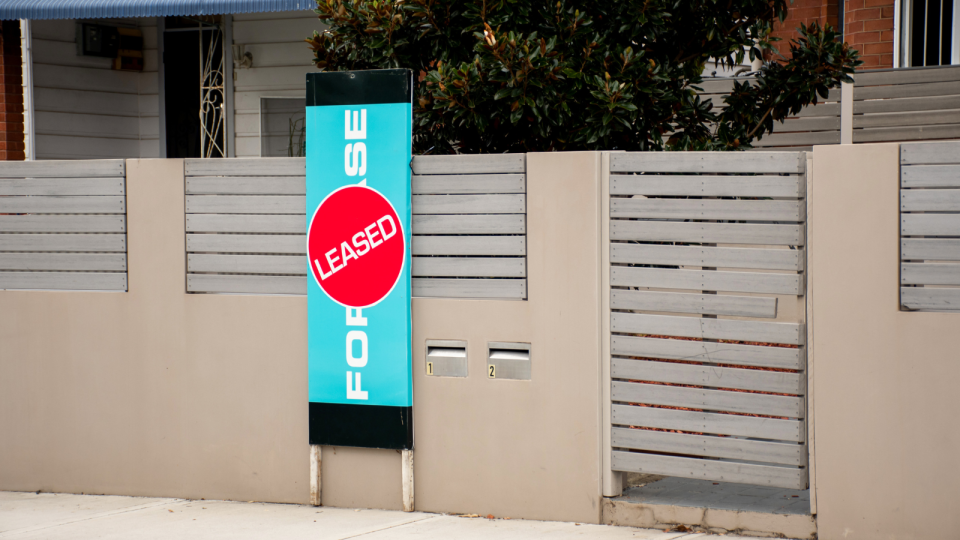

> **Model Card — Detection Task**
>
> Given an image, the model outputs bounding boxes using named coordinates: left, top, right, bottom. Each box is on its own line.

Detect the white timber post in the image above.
left=840, top=81, right=854, bottom=145
left=19, top=19, right=34, bottom=161
left=401, top=449, right=414, bottom=512
left=309, top=445, right=322, bottom=506
left=223, top=14, right=235, bottom=158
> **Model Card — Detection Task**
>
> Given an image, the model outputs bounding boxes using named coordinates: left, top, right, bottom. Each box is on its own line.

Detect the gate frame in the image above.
left=599, top=150, right=817, bottom=499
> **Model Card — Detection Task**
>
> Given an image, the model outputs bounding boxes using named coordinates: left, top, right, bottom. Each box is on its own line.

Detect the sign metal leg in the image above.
left=401, top=449, right=414, bottom=512
left=310, top=445, right=322, bottom=506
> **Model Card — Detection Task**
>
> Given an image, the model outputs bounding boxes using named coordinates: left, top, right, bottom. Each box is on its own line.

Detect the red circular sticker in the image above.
left=307, top=185, right=405, bottom=308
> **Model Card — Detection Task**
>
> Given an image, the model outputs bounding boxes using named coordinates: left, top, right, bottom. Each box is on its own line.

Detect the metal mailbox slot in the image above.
left=425, top=340, right=468, bottom=378
left=487, top=342, right=531, bottom=380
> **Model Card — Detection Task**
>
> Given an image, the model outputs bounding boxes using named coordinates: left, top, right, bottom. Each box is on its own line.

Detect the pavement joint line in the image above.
left=332, top=513, right=443, bottom=539
left=0, top=496, right=189, bottom=538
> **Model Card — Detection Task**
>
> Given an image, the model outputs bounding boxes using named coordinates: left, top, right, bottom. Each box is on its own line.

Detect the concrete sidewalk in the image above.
left=0, top=491, right=748, bottom=540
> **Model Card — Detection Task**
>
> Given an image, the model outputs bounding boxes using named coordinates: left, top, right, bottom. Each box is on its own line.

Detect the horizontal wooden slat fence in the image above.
left=0, top=160, right=127, bottom=291
left=853, top=65, right=960, bottom=143
left=410, top=154, right=527, bottom=299
left=607, top=151, right=808, bottom=490
left=900, top=141, right=960, bottom=311
left=185, top=155, right=527, bottom=299
left=698, top=77, right=840, bottom=151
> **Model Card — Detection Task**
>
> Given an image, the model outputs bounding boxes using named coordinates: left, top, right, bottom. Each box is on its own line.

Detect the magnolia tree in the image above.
left=306, top=0, right=860, bottom=153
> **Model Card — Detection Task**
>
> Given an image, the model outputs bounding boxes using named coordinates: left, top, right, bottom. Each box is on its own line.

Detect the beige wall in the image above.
left=810, top=144, right=960, bottom=539
left=0, top=153, right=603, bottom=521
left=411, top=152, right=602, bottom=523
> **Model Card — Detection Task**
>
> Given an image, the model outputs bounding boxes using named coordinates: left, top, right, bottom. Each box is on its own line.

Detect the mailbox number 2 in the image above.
left=488, top=364, right=496, bottom=378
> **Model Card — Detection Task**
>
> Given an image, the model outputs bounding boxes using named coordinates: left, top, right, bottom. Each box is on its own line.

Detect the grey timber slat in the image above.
left=411, top=154, right=525, bottom=175
left=612, top=358, right=802, bottom=395
left=901, top=214, right=960, bottom=236
left=0, top=195, right=125, bottom=214
left=610, top=221, right=803, bottom=245
left=185, top=214, right=305, bottom=234
left=412, top=214, right=525, bottom=235
left=769, top=115, right=840, bottom=131
left=0, top=215, right=126, bottom=233
left=188, top=274, right=307, bottom=295
left=412, top=194, right=525, bottom=214
left=412, top=257, right=526, bottom=278
left=855, top=124, right=960, bottom=143
left=901, top=238, right=960, bottom=260
left=184, top=195, right=305, bottom=214
left=611, top=266, right=802, bottom=295
left=610, top=152, right=803, bottom=174
left=188, top=254, right=306, bottom=275
left=184, top=157, right=305, bottom=176
left=750, top=145, right=814, bottom=152
left=611, top=289, right=777, bottom=318
left=754, top=130, right=840, bottom=147
left=854, top=65, right=960, bottom=86
left=611, top=451, right=805, bottom=490
left=611, top=404, right=804, bottom=442
left=900, top=189, right=960, bottom=211
left=901, top=142, right=960, bottom=164
left=0, top=159, right=124, bottom=178
left=901, top=165, right=960, bottom=187
left=901, top=287, right=960, bottom=310
left=0, top=253, right=126, bottom=271
left=186, top=234, right=305, bottom=254
left=855, top=80, right=960, bottom=100
left=609, top=175, right=802, bottom=198
left=901, top=263, right=960, bottom=285
left=611, top=428, right=804, bottom=467
left=412, top=174, right=525, bottom=194
left=794, top=102, right=840, bottom=117
left=610, top=243, right=803, bottom=271
left=612, top=312, right=804, bottom=345
left=855, top=94, right=960, bottom=115
left=855, top=109, right=960, bottom=129
left=412, top=236, right=525, bottom=256
left=610, top=199, right=802, bottom=221
left=611, top=335, right=801, bottom=370
left=186, top=176, right=306, bottom=195
left=612, top=381, right=802, bottom=417
left=0, top=271, right=126, bottom=291
left=0, top=234, right=126, bottom=252
left=412, top=278, right=526, bottom=299
left=0, top=177, right=125, bottom=196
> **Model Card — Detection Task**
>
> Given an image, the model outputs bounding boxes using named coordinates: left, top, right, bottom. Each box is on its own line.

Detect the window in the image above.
left=899, top=0, right=960, bottom=66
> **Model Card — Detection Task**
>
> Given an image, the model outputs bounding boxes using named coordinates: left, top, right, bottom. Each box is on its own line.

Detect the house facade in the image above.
left=0, top=1, right=322, bottom=161
left=0, top=1, right=956, bottom=161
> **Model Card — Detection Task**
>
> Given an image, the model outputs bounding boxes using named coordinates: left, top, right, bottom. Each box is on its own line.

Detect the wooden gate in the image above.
left=604, top=152, right=809, bottom=490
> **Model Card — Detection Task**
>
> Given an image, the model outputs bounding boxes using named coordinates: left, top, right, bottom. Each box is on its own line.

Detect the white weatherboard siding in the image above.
left=232, top=11, right=323, bottom=157
left=29, top=18, right=160, bottom=159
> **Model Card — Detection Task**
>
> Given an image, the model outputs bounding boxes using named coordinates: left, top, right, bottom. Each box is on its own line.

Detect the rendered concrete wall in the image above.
left=0, top=153, right=603, bottom=521
left=810, top=144, right=960, bottom=539
left=412, top=152, right=602, bottom=523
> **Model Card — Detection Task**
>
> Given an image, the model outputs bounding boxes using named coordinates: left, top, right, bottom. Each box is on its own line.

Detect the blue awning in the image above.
left=0, top=1, right=316, bottom=20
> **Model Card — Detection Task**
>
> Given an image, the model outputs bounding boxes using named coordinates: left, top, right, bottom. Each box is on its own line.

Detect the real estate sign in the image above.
left=305, top=69, right=414, bottom=450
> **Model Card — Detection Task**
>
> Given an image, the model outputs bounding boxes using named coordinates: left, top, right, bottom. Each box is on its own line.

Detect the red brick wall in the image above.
left=0, top=21, right=24, bottom=161
left=769, top=0, right=895, bottom=69
left=844, top=0, right=895, bottom=68
left=769, top=0, right=840, bottom=58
